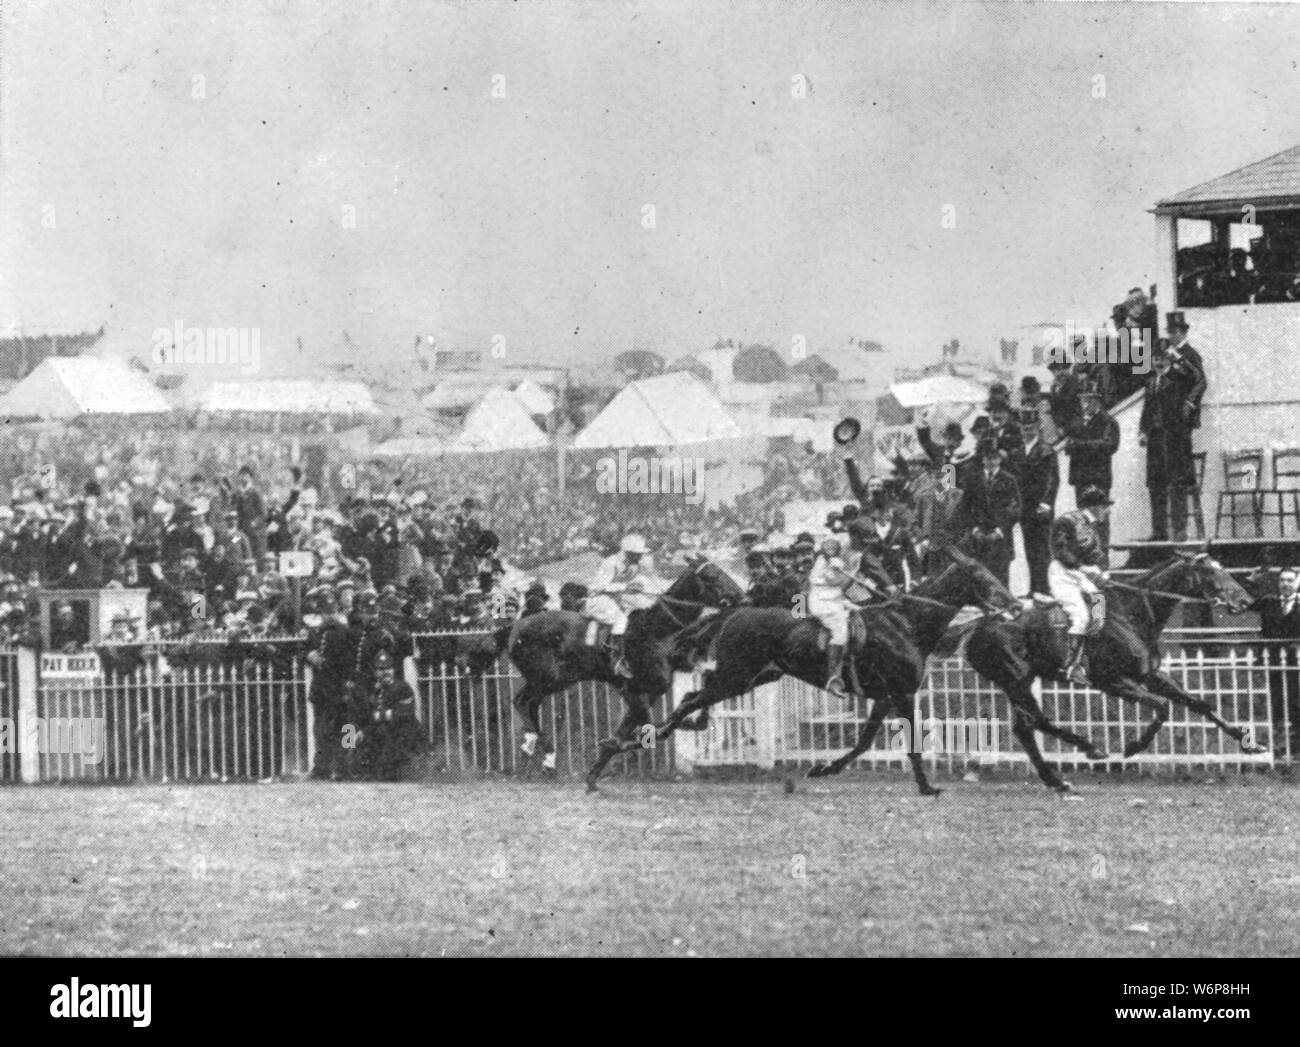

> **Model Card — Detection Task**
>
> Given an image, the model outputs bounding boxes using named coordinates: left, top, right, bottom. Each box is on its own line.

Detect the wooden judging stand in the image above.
left=35, top=588, right=150, bottom=648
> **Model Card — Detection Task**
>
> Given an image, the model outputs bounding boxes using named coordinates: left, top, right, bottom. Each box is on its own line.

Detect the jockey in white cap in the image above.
left=586, top=533, right=659, bottom=677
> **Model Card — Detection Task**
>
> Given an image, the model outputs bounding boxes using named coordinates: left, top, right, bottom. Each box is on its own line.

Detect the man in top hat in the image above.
left=305, top=583, right=354, bottom=779
left=916, top=414, right=966, bottom=472
left=985, top=389, right=1026, bottom=480
left=1063, top=385, right=1120, bottom=566
left=1139, top=340, right=1197, bottom=542
left=1018, top=408, right=1059, bottom=597
left=1049, top=485, right=1112, bottom=685
left=954, top=438, right=1021, bottom=585
left=1164, top=311, right=1206, bottom=430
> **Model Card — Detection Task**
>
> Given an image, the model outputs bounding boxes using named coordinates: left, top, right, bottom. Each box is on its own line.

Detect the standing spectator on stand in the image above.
left=1139, top=342, right=1196, bottom=542
left=1064, top=387, right=1120, bottom=565
left=1165, top=311, right=1207, bottom=432
left=1047, top=353, right=1082, bottom=440
left=1018, top=409, right=1059, bottom=597
left=954, top=439, right=1021, bottom=585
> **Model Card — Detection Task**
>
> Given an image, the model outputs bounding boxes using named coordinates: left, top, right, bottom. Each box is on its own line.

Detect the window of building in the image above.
left=1175, top=210, right=1300, bottom=307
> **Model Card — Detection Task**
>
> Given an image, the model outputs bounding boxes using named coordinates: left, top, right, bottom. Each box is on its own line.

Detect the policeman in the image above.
left=354, top=649, right=423, bottom=780
left=304, top=584, right=353, bottom=780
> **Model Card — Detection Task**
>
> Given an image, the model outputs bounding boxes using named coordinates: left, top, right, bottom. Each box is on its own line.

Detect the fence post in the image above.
left=403, top=656, right=421, bottom=723
left=302, top=664, right=316, bottom=777
left=669, top=671, right=696, bottom=774
left=753, top=682, right=778, bottom=770
left=17, top=647, right=39, bottom=784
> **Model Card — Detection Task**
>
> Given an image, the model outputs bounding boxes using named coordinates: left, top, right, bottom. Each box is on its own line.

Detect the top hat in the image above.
left=1166, top=310, right=1190, bottom=332
left=1077, top=485, right=1113, bottom=508
left=832, top=417, right=862, bottom=446
left=1019, top=408, right=1041, bottom=427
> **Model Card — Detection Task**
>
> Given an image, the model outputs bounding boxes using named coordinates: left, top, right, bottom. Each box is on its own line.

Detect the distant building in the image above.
left=0, top=325, right=105, bottom=386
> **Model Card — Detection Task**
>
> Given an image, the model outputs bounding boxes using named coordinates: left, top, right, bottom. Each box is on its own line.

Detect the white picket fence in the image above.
left=683, top=639, right=1297, bottom=775
left=2, top=635, right=1294, bottom=782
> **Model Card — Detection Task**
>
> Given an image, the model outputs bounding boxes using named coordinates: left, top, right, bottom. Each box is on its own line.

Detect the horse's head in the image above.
left=1160, top=551, right=1253, bottom=613
left=931, top=547, right=1022, bottom=619
left=667, top=556, right=746, bottom=608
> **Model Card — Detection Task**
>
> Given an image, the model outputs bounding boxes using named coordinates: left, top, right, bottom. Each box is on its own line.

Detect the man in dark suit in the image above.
left=858, top=490, right=921, bottom=589
left=1139, top=341, right=1196, bottom=542
left=1165, top=311, right=1207, bottom=431
left=1247, top=565, right=1300, bottom=757
left=986, top=395, right=1026, bottom=481
left=1064, top=387, right=1121, bottom=566
left=1017, top=410, right=1059, bottom=597
left=954, top=440, right=1021, bottom=585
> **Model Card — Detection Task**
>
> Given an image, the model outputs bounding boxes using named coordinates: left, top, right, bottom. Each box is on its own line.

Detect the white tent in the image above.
left=889, top=373, right=989, bottom=410
left=369, top=436, right=447, bottom=459
left=198, top=379, right=379, bottom=416
left=449, top=386, right=549, bottom=452
left=573, top=372, right=744, bottom=449
left=0, top=356, right=172, bottom=418
left=511, top=379, right=555, bottom=416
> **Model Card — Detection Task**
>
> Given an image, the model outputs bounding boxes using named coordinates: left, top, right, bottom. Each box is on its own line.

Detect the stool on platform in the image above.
left=1216, top=447, right=1264, bottom=539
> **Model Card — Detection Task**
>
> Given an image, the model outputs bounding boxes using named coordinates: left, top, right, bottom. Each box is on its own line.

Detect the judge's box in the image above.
left=37, top=588, right=150, bottom=648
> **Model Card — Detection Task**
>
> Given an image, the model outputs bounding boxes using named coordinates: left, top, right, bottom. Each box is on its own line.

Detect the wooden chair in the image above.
left=1215, top=448, right=1265, bottom=539
left=1270, top=445, right=1300, bottom=537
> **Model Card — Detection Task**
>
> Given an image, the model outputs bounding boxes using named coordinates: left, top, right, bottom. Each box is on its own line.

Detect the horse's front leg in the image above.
left=1142, top=669, right=1268, bottom=754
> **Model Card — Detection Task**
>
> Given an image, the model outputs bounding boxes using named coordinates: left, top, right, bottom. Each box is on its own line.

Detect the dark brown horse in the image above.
left=625, top=548, right=1021, bottom=795
left=504, top=558, right=744, bottom=777
left=964, top=551, right=1263, bottom=791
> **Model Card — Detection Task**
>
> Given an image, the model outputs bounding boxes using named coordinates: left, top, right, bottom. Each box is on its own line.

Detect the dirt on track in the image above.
left=2, top=774, right=1298, bottom=956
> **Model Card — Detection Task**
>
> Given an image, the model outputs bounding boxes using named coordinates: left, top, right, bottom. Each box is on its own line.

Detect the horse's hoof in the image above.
left=1054, top=780, right=1074, bottom=794
left=1086, top=748, right=1109, bottom=762
left=584, top=778, right=599, bottom=794
left=806, top=764, right=827, bottom=778
left=1122, top=740, right=1145, bottom=758
left=919, top=786, right=943, bottom=798
left=1241, top=742, right=1268, bottom=755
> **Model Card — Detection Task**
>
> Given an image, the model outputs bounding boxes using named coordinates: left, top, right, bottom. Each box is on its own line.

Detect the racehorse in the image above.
left=619, top=548, right=1020, bottom=796
left=504, top=558, right=745, bottom=777
left=964, top=551, right=1263, bottom=792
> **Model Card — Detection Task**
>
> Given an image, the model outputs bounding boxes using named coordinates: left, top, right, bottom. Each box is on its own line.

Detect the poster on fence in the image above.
left=41, top=652, right=103, bottom=684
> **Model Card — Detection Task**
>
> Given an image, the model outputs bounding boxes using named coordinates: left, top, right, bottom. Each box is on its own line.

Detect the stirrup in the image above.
left=825, top=676, right=850, bottom=700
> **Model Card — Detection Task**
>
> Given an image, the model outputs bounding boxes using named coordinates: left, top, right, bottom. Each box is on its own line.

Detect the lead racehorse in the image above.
left=964, top=551, right=1264, bottom=791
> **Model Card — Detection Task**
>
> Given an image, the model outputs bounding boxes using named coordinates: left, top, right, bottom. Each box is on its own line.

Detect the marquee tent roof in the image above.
left=888, top=373, right=989, bottom=409
left=573, top=372, right=744, bottom=449
left=0, top=356, right=171, bottom=418
left=198, top=379, right=379, bottom=415
left=448, top=386, right=549, bottom=452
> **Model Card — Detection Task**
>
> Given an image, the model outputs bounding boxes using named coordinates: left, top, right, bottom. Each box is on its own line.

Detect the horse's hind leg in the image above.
left=585, top=691, right=651, bottom=792
left=1142, top=670, right=1267, bottom=754
left=1102, top=676, right=1169, bottom=758
left=807, top=690, right=892, bottom=780
left=1009, top=706, right=1073, bottom=793
left=1005, top=680, right=1109, bottom=763
left=512, top=683, right=554, bottom=776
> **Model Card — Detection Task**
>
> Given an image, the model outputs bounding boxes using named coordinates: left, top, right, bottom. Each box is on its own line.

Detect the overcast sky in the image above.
left=5, top=0, right=1300, bottom=378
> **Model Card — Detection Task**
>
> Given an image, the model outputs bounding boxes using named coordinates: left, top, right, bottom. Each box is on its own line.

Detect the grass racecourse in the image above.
left=2, top=773, right=1298, bottom=957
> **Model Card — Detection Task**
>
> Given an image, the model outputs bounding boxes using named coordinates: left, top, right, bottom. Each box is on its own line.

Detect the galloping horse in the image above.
left=619, top=548, right=1020, bottom=796
left=964, top=551, right=1263, bottom=792
left=504, top=558, right=744, bottom=776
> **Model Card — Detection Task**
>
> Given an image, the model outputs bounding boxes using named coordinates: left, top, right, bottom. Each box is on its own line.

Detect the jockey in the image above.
left=806, top=536, right=855, bottom=700
left=586, top=533, right=659, bottom=677
left=1048, top=485, right=1112, bottom=685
